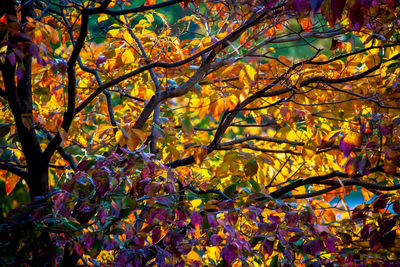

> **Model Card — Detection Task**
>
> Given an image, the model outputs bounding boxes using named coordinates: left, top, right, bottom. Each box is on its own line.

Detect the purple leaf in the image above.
left=83, top=233, right=95, bottom=250
left=268, top=215, right=281, bottom=224
left=208, top=214, right=218, bottom=228
left=96, top=56, right=106, bottom=65
left=191, top=212, right=202, bottom=228
left=300, top=211, right=315, bottom=224
left=210, top=234, right=222, bottom=245
left=349, top=2, right=364, bottom=30
left=7, top=52, right=16, bottom=66
left=359, top=0, right=372, bottom=8
left=16, top=68, right=25, bottom=80
left=324, top=234, right=338, bottom=252
left=98, top=207, right=107, bottom=225
left=304, top=239, right=324, bottom=256
left=53, top=192, right=66, bottom=212
left=377, top=124, right=390, bottom=135
left=221, top=244, right=237, bottom=264
left=110, top=201, right=120, bottom=218
left=264, top=0, right=278, bottom=9
left=393, top=117, right=400, bottom=127
left=339, top=136, right=354, bottom=157
left=293, top=0, right=311, bottom=13
left=152, top=226, right=161, bottom=244
left=310, top=0, right=324, bottom=12
left=366, top=141, right=378, bottom=149
left=331, top=0, right=346, bottom=23
left=164, top=182, right=175, bottom=194
left=74, top=242, right=84, bottom=256
left=258, top=222, right=277, bottom=232
left=285, top=212, right=299, bottom=227
left=102, top=236, right=119, bottom=251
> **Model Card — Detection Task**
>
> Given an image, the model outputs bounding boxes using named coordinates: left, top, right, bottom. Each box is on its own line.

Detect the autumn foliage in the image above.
left=1, top=0, right=400, bottom=266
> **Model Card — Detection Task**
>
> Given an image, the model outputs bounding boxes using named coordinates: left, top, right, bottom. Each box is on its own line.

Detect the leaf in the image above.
left=340, top=132, right=362, bottom=157
left=303, top=239, right=324, bottom=256
left=263, top=238, right=274, bottom=256
left=310, top=0, right=324, bottom=12
left=191, top=211, right=202, bottom=228
left=349, top=2, right=364, bottom=30
left=0, top=124, right=11, bottom=138
left=7, top=52, right=16, bottom=66
left=285, top=212, right=299, bottom=227
left=303, top=139, right=317, bottom=160
left=345, top=157, right=359, bottom=177
left=21, top=113, right=33, bottom=130
left=221, top=244, right=237, bottom=264
left=181, top=117, right=194, bottom=138
left=117, top=127, right=147, bottom=150
left=193, top=145, right=208, bottom=165
left=244, top=159, right=258, bottom=177
left=292, top=0, right=311, bottom=13
left=98, top=14, right=109, bottom=23
left=115, top=128, right=128, bottom=147
left=6, top=175, right=20, bottom=196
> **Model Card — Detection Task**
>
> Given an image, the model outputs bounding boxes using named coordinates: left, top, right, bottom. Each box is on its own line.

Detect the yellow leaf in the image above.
left=190, top=199, right=202, bottom=209
left=206, top=246, right=220, bottom=262
left=98, top=14, right=109, bottom=23
left=193, top=145, right=208, bottom=165
left=6, top=175, right=20, bottom=196
left=365, top=54, right=380, bottom=69
left=125, top=127, right=146, bottom=150
left=115, top=128, right=128, bottom=147
left=302, top=139, right=317, bottom=160
left=361, top=187, right=374, bottom=202
left=239, top=64, right=257, bottom=87
left=187, top=250, right=201, bottom=262
left=121, top=50, right=136, bottom=64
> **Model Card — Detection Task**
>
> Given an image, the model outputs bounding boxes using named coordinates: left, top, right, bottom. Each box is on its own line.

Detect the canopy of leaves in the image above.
left=1, top=0, right=400, bottom=266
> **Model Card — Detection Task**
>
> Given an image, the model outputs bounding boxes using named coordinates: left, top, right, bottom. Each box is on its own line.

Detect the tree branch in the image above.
left=0, top=162, right=28, bottom=179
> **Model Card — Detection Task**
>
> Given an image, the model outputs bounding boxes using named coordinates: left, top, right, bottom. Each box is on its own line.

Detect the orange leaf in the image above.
left=193, top=145, right=208, bottom=165
left=6, top=175, right=20, bottom=196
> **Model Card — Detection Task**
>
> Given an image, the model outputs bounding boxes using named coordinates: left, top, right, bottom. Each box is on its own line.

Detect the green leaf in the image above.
left=223, top=184, right=236, bottom=198
left=249, top=177, right=260, bottom=193
left=0, top=124, right=11, bottom=138
left=270, top=255, right=278, bottom=267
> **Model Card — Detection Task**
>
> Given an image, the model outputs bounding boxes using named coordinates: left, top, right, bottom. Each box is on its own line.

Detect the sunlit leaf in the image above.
left=6, top=175, right=20, bottom=196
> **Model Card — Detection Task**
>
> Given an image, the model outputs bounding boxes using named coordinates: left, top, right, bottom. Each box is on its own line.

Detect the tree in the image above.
left=1, top=0, right=400, bottom=265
